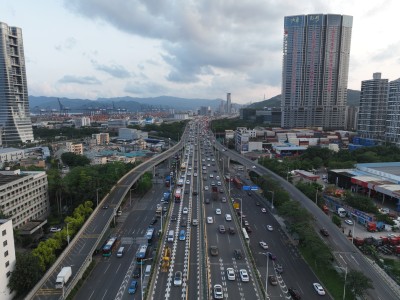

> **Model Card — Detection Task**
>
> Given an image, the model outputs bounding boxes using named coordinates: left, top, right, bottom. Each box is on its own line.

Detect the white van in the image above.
left=144, top=265, right=152, bottom=277
left=116, top=246, right=125, bottom=257
left=167, top=230, right=174, bottom=242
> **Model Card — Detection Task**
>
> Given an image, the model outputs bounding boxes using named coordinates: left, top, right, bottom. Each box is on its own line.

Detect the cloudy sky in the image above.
left=1, top=0, right=399, bottom=104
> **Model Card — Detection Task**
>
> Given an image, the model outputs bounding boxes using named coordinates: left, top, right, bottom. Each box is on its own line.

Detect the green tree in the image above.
left=332, top=215, right=342, bottom=227
left=346, top=270, right=374, bottom=297
left=61, top=152, right=90, bottom=167
left=8, top=252, right=42, bottom=297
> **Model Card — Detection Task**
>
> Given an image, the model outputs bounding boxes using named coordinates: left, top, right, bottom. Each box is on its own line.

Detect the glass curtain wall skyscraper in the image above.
left=281, top=14, right=353, bottom=130
left=0, top=22, right=33, bottom=144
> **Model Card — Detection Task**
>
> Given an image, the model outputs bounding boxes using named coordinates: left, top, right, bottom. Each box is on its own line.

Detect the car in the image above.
left=186, top=180, right=190, bottom=185
left=102, top=205, right=109, bottom=209
left=211, top=181, right=216, bottom=186
left=344, top=219, right=354, bottom=225
left=150, top=218, right=158, bottom=225
left=163, top=206, right=168, bottom=212
left=225, top=214, right=232, bottom=221
left=267, top=252, right=277, bottom=260
left=171, top=215, right=177, bottom=222
left=259, top=241, right=268, bottom=249
left=204, top=186, right=209, bottom=191
left=248, top=192, right=252, bottom=196
left=243, top=220, right=249, bottom=226
left=267, top=225, right=273, bottom=231
left=207, top=216, right=213, bottom=224
left=252, top=165, right=256, bottom=169
left=205, top=198, right=210, bottom=204
left=193, top=173, right=198, bottom=177
left=288, top=288, right=301, bottom=300
left=128, top=280, right=138, bottom=294
left=184, top=190, right=189, bottom=194
left=210, top=246, right=219, bottom=256
left=215, top=208, right=221, bottom=215
left=179, top=230, right=186, bottom=241
left=132, top=267, right=140, bottom=278
left=245, top=225, right=252, bottom=233
left=313, top=282, right=326, bottom=295
left=221, top=197, right=227, bottom=202
left=228, top=227, right=236, bottom=234
left=320, top=228, right=329, bottom=236
left=275, top=263, right=283, bottom=274
left=181, top=219, right=187, bottom=227
left=269, top=275, right=278, bottom=286
left=213, top=284, right=223, bottom=299
left=219, top=225, right=226, bottom=233
left=50, top=227, right=61, bottom=233
left=226, top=268, right=235, bottom=280
left=182, top=207, right=188, bottom=214
left=234, top=249, right=243, bottom=259
left=209, top=174, right=214, bottom=178
left=261, top=208, right=266, bottom=213
left=192, top=190, right=198, bottom=195
left=216, top=175, right=220, bottom=180
left=174, top=271, right=182, bottom=286
left=239, top=269, right=249, bottom=282
left=217, top=181, right=221, bottom=186
left=192, top=219, right=198, bottom=226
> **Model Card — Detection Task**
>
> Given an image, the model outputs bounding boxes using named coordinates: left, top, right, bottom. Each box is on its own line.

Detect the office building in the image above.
left=282, top=14, right=353, bottom=130
left=357, top=73, right=389, bottom=140
left=345, top=106, right=359, bottom=131
left=226, top=93, right=232, bottom=114
left=0, top=219, right=16, bottom=299
left=0, top=22, right=34, bottom=143
left=386, top=79, right=400, bottom=146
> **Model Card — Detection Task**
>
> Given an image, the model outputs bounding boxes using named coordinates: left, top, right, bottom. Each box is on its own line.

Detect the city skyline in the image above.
left=0, top=0, right=399, bottom=103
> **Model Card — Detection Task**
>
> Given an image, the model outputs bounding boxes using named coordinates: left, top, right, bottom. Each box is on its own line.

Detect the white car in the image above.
left=239, top=269, right=249, bottom=282
left=193, top=173, right=198, bottom=177
left=182, top=207, right=188, bottom=214
left=216, top=176, right=220, bottom=180
left=204, top=186, right=209, bottom=191
left=222, top=197, right=227, bottom=203
left=267, top=225, right=273, bottom=231
left=209, top=174, right=214, bottom=178
left=186, top=180, right=190, bottom=185
left=226, top=268, right=235, bottom=281
left=225, top=214, right=232, bottom=221
left=213, top=284, right=223, bottom=299
left=50, top=227, right=61, bottom=233
left=259, top=241, right=268, bottom=249
left=252, top=165, right=256, bottom=169
left=313, top=282, right=326, bottom=295
left=217, top=181, right=221, bottom=186
left=173, top=271, right=182, bottom=286
left=261, top=208, right=267, bottom=213
left=207, top=216, right=213, bottom=224
left=344, top=219, right=353, bottom=225
left=215, top=208, right=221, bottom=215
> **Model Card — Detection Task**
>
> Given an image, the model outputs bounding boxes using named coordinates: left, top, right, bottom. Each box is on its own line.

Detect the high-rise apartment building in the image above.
left=357, top=73, right=389, bottom=140
left=0, top=22, right=34, bottom=143
left=386, top=79, right=400, bottom=146
left=282, top=14, right=353, bottom=130
left=0, top=219, right=16, bottom=299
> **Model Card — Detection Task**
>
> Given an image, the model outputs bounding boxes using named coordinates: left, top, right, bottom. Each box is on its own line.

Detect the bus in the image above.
left=145, top=226, right=155, bottom=243
left=175, top=188, right=182, bottom=203
left=242, top=228, right=250, bottom=243
left=102, top=236, right=118, bottom=257
left=180, top=162, right=186, bottom=171
left=136, top=244, right=149, bottom=264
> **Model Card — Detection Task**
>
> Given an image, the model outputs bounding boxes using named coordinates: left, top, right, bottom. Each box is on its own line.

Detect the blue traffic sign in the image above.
left=242, top=186, right=251, bottom=191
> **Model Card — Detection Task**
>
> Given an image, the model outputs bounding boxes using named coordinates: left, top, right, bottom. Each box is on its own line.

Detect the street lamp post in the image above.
left=96, top=188, right=100, bottom=207
left=315, top=187, right=319, bottom=204
left=266, top=191, right=274, bottom=210
left=337, top=266, right=348, bottom=300
left=66, top=223, right=70, bottom=245
left=141, top=258, right=153, bottom=299
left=352, top=218, right=356, bottom=244
left=239, top=198, right=243, bottom=229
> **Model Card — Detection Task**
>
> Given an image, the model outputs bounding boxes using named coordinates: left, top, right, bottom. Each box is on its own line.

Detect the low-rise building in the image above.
left=65, top=142, right=83, bottom=155
left=0, top=148, right=25, bottom=164
left=91, top=133, right=110, bottom=145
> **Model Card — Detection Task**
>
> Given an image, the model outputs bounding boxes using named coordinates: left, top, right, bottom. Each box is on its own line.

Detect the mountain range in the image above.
left=29, top=89, right=361, bottom=113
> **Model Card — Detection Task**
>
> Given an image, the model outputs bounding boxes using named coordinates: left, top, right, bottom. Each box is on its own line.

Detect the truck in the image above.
left=55, top=266, right=72, bottom=289
left=163, top=192, right=171, bottom=203
left=161, top=246, right=171, bottom=272
left=337, top=207, right=347, bottom=217
left=211, top=186, right=219, bottom=201
left=165, top=175, right=171, bottom=187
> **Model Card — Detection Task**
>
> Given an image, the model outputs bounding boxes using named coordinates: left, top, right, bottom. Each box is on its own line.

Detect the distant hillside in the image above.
left=29, top=95, right=224, bottom=113
left=248, top=89, right=360, bottom=109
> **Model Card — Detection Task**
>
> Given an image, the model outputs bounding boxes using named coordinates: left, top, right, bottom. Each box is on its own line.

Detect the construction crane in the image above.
left=57, top=98, right=69, bottom=116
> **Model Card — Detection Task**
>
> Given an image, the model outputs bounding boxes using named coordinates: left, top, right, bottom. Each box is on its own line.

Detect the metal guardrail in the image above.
left=27, top=141, right=184, bottom=300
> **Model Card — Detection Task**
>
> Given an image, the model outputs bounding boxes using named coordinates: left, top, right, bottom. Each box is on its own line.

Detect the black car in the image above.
left=288, top=288, right=301, bottom=300
left=132, top=267, right=140, bottom=278
left=102, top=205, right=109, bottom=209
left=171, top=215, right=177, bottom=222
left=234, top=249, right=243, bottom=260
left=192, top=191, right=198, bottom=196
left=205, top=198, right=210, bottom=204
left=320, top=228, right=329, bottom=237
left=150, top=218, right=158, bottom=225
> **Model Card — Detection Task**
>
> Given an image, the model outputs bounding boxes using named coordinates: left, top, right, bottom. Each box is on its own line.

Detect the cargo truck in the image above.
left=55, top=266, right=72, bottom=289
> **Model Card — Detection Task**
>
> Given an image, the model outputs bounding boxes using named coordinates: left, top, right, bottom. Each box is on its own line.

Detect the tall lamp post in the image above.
left=96, top=188, right=101, bottom=207
left=259, top=252, right=269, bottom=299
left=66, top=223, right=70, bottom=245
left=141, top=258, right=153, bottom=299
left=239, top=198, right=243, bottom=229
left=266, top=191, right=274, bottom=210
left=337, top=265, right=348, bottom=300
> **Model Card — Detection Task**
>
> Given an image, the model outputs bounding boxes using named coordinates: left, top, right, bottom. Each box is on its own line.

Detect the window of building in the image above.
left=3, top=240, right=7, bottom=247
left=2, top=230, right=6, bottom=236
left=4, top=250, right=8, bottom=257
left=5, top=261, right=9, bottom=267
left=6, top=271, right=10, bottom=278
